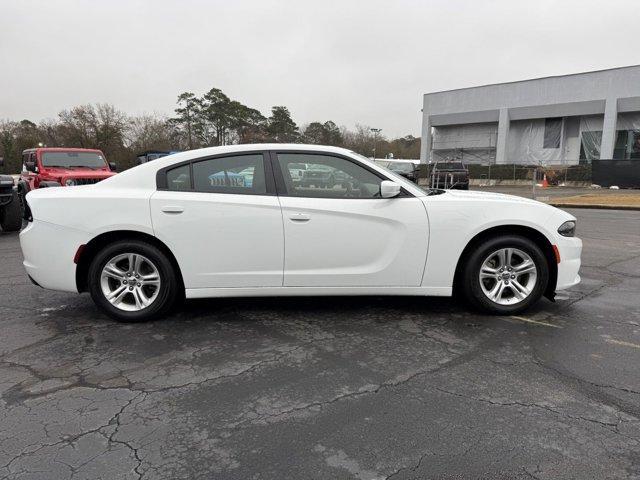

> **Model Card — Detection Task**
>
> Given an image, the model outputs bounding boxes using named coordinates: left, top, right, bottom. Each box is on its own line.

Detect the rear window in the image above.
left=438, top=162, right=465, bottom=170
left=41, top=152, right=107, bottom=168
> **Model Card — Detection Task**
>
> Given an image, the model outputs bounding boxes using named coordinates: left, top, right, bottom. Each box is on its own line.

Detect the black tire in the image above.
left=88, top=240, right=179, bottom=322
left=0, top=191, right=23, bottom=232
left=461, top=235, right=549, bottom=315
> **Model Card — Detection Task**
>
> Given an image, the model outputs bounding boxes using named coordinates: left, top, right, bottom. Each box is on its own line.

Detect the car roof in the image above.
left=134, top=144, right=358, bottom=170
left=23, top=147, right=105, bottom=154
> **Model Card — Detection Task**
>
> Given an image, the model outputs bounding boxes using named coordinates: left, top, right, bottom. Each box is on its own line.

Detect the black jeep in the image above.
left=0, top=158, right=22, bottom=232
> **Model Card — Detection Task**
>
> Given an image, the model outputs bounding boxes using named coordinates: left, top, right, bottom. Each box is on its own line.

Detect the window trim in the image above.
left=268, top=150, right=413, bottom=199
left=156, top=151, right=277, bottom=196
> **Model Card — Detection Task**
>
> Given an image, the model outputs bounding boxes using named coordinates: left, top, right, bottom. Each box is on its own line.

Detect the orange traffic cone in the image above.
left=542, top=174, right=549, bottom=189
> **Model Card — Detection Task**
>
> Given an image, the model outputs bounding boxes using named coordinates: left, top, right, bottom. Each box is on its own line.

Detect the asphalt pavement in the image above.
left=0, top=208, right=639, bottom=479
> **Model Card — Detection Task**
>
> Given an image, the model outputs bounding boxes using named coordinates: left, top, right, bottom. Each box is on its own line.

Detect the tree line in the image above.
left=0, top=87, right=420, bottom=174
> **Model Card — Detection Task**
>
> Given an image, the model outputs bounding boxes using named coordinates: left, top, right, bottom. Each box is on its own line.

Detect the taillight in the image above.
left=22, top=196, right=33, bottom=222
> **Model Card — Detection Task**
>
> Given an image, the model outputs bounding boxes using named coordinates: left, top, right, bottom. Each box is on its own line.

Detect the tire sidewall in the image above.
left=0, top=191, right=23, bottom=232
left=464, top=235, right=549, bottom=315
left=88, top=240, right=177, bottom=322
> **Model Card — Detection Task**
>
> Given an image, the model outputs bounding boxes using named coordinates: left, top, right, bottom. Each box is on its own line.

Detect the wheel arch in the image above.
left=452, top=224, right=558, bottom=301
left=76, top=230, right=185, bottom=294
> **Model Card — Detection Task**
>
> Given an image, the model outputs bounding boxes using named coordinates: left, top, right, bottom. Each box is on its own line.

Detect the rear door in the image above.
left=150, top=152, right=284, bottom=289
left=272, top=151, right=429, bottom=287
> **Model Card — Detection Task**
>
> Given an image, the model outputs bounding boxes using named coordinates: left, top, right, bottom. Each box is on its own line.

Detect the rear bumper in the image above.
left=20, top=220, right=86, bottom=293
left=555, top=236, right=582, bottom=290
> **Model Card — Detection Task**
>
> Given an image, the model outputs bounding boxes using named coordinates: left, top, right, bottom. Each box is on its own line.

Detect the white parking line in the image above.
left=605, top=338, right=640, bottom=350
left=508, top=315, right=562, bottom=328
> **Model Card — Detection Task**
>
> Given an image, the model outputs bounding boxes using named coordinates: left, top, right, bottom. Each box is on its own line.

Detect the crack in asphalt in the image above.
left=0, top=390, right=145, bottom=479
left=1, top=338, right=320, bottom=403
left=430, top=386, right=632, bottom=435
left=220, top=334, right=499, bottom=433
left=103, top=391, right=148, bottom=479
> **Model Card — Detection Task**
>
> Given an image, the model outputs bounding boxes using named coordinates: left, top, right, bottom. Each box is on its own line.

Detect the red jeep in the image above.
left=18, top=148, right=117, bottom=195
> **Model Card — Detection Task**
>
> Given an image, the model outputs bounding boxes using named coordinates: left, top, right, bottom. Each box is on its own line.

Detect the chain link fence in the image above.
left=417, top=161, right=640, bottom=189
left=465, top=163, right=593, bottom=186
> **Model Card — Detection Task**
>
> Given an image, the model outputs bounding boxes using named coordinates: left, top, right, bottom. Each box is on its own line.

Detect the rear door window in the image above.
left=166, top=164, right=191, bottom=191
left=192, top=154, right=267, bottom=195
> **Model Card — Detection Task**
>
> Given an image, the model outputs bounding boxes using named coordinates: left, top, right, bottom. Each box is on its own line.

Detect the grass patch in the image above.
left=551, top=193, right=640, bottom=207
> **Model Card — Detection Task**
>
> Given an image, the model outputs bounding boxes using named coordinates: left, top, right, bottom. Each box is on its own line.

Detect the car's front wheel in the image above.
left=88, top=240, right=179, bottom=322
left=461, top=235, right=549, bottom=315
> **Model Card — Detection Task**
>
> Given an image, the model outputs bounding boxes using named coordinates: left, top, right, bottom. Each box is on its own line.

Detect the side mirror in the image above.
left=25, top=161, right=37, bottom=172
left=380, top=180, right=401, bottom=198
left=108, top=162, right=117, bottom=172
left=0, top=157, right=4, bottom=168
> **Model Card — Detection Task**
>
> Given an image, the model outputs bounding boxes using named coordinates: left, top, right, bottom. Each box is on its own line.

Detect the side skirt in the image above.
left=185, top=286, right=452, bottom=299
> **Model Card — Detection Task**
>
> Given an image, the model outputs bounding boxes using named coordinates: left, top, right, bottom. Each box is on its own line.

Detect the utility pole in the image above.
left=370, top=128, right=381, bottom=160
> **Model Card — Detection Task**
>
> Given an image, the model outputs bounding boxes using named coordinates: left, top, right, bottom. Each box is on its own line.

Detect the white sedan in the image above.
left=20, top=144, right=582, bottom=322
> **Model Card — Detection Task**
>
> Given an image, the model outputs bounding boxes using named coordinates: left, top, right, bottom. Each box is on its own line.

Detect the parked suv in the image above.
left=430, top=161, right=469, bottom=190
left=18, top=148, right=117, bottom=205
left=0, top=158, right=22, bottom=232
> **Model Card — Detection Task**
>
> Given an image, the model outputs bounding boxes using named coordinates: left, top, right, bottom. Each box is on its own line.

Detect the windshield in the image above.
left=41, top=151, right=107, bottom=168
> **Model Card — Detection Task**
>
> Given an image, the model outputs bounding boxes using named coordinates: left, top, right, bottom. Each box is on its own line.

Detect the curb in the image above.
left=549, top=203, right=640, bottom=211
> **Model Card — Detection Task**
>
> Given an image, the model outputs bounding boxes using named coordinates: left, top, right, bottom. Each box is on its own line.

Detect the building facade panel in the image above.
left=421, top=65, right=640, bottom=166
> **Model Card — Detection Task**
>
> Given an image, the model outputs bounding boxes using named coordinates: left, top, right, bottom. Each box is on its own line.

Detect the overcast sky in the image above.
left=1, top=0, right=639, bottom=138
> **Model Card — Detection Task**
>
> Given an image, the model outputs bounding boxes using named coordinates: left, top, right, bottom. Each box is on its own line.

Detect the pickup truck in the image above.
left=429, top=161, right=469, bottom=190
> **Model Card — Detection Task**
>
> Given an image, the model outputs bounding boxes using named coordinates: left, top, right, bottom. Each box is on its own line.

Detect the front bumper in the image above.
left=20, top=220, right=86, bottom=293
left=555, top=236, right=582, bottom=290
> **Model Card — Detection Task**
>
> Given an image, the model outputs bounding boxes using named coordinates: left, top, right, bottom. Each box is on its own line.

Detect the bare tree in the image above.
left=126, top=114, right=178, bottom=153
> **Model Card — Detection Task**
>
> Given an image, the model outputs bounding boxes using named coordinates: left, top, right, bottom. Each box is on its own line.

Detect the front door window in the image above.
left=277, top=153, right=383, bottom=198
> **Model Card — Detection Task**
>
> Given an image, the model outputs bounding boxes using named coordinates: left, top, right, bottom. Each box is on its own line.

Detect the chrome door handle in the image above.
left=289, top=213, right=310, bottom=222
left=161, top=206, right=184, bottom=214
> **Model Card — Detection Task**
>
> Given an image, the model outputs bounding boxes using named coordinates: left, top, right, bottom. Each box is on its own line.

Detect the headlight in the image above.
left=558, top=220, right=576, bottom=237
left=64, top=178, right=76, bottom=186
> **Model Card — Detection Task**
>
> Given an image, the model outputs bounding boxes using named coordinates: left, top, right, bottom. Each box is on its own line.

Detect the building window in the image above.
left=543, top=118, right=562, bottom=149
left=579, top=131, right=602, bottom=162
left=614, top=130, right=640, bottom=159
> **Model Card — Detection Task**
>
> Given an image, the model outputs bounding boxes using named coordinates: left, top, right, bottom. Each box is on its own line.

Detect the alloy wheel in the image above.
left=100, top=253, right=161, bottom=312
left=479, top=247, right=538, bottom=306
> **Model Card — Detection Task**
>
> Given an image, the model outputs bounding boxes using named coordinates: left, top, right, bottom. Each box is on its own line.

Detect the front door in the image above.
left=150, top=152, right=283, bottom=289
left=273, top=152, right=429, bottom=287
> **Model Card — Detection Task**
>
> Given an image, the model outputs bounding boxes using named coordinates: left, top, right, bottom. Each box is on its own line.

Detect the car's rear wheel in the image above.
left=0, top=191, right=23, bottom=232
left=461, top=235, right=549, bottom=315
left=88, top=240, right=178, bottom=322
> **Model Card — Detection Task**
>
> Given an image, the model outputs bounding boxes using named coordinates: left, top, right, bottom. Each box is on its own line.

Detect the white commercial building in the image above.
left=420, top=65, right=640, bottom=166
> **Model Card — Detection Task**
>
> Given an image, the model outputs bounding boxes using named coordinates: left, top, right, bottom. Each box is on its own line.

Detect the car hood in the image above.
left=441, top=188, right=548, bottom=204
left=433, top=189, right=576, bottom=222
left=43, top=167, right=115, bottom=178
